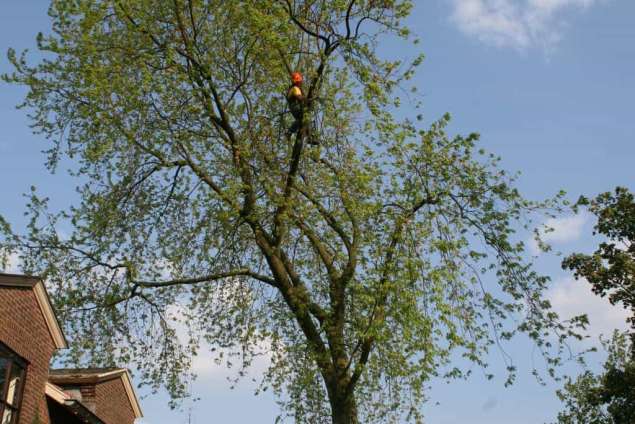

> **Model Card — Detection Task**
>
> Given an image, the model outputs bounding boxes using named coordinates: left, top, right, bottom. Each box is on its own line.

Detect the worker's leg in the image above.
left=302, top=116, right=319, bottom=145
left=286, top=118, right=300, bottom=139
left=286, top=105, right=318, bottom=145
left=287, top=106, right=303, bottom=138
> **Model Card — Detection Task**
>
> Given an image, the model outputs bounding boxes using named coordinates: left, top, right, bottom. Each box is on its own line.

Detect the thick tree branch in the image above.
left=344, top=0, right=357, bottom=40
left=346, top=193, right=439, bottom=393
left=131, top=268, right=278, bottom=288
left=280, top=0, right=332, bottom=45
left=117, top=1, right=257, bottom=220
left=308, top=157, right=360, bottom=287
left=294, top=184, right=353, bottom=252
left=292, top=214, right=338, bottom=282
left=177, top=32, right=258, bottom=219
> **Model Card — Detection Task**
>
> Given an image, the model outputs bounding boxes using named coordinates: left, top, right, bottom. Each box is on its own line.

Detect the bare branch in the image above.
left=280, top=0, right=331, bottom=45
left=294, top=184, right=352, bottom=251
left=344, top=0, right=357, bottom=39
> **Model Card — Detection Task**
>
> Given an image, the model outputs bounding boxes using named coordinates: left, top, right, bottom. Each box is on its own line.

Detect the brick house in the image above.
left=0, top=273, right=143, bottom=424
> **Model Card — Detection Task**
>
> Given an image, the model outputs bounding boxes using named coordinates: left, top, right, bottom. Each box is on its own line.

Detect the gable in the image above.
left=0, top=273, right=67, bottom=349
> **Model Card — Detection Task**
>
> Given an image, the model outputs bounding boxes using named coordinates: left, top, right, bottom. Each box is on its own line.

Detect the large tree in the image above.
left=1, top=1, right=581, bottom=422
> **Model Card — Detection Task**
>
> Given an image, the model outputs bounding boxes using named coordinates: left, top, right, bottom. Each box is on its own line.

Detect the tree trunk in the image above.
left=330, top=393, right=359, bottom=424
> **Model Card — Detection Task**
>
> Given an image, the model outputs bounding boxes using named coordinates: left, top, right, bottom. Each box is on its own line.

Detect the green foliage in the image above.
left=554, top=331, right=635, bottom=424
left=562, top=187, right=635, bottom=331
left=2, top=1, right=582, bottom=422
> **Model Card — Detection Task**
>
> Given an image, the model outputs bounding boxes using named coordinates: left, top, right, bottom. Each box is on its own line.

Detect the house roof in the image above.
left=0, top=273, right=143, bottom=421
left=45, top=382, right=105, bottom=424
left=0, top=273, right=68, bottom=349
left=49, top=368, right=123, bottom=379
left=49, top=368, right=143, bottom=418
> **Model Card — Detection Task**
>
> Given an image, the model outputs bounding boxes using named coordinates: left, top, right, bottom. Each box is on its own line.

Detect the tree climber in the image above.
left=286, top=71, right=317, bottom=144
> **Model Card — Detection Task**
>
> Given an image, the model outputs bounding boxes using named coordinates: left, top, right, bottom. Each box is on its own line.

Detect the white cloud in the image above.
left=547, top=276, right=629, bottom=338
left=449, top=0, right=603, bottom=49
left=542, top=213, right=588, bottom=243
left=190, top=343, right=272, bottom=382
left=529, top=213, right=589, bottom=254
left=610, top=237, right=631, bottom=251
left=166, top=304, right=273, bottom=380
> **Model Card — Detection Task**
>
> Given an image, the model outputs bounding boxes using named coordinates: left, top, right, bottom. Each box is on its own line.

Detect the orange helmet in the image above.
left=291, top=72, right=303, bottom=85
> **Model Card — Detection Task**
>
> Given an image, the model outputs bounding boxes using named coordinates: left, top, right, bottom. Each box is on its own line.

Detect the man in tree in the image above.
left=554, top=187, right=635, bottom=424
left=1, top=1, right=581, bottom=423
left=287, top=71, right=306, bottom=138
left=286, top=71, right=318, bottom=145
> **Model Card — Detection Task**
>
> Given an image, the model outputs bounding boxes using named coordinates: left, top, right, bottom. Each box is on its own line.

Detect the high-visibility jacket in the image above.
left=287, top=85, right=303, bottom=100
left=287, top=85, right=304, bottom=118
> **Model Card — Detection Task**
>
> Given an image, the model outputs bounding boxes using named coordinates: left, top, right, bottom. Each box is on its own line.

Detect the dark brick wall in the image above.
left=93, top=378, right=136, bottom=424
left=0, top=286, right=55, bottom=424
left=78, top=384, right=97, bottom=413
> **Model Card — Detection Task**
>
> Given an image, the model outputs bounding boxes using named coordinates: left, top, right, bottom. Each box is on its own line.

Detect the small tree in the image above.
left=555, top=187, right=635, bottom=424
left=562, top=187, right=635, bottom=335
left=554, top=331, right=634, bottom=424
left=2, top=1, right=580, bottom=422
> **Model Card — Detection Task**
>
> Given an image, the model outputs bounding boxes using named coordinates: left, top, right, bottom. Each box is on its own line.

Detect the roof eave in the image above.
left=121, top=370, right=144, bottom=418
left=49, top=369, right=143, bottom=418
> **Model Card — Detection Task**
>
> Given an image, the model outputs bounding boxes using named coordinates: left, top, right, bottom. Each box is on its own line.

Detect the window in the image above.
left=0, top=344, right=26, bottom=424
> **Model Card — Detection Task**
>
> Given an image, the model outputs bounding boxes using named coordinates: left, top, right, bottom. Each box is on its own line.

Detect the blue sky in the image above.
left=1, top=1, right=634, bottom=423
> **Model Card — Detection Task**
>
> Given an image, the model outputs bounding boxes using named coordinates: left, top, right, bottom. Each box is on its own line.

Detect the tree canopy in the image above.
left=1, top=1, right=583, bottom=422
